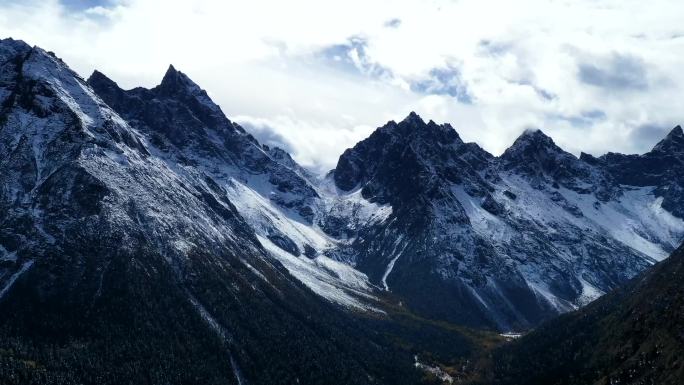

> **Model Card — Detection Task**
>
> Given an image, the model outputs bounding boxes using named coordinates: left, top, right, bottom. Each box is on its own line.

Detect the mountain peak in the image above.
left=0, top=38, right=32, bottom=67
left=87, top=69, right=117, bottom=88
left=501, top=128, right=572, bottom=177
left=156, top=64, right=201, bottom=96
left=520, top=128, right=552, bottom=141
left=504, top=128, right=558, bottom=155
left=150, top=64, right=224, bottom=116
left=159, top=64, right=182, bottom=86
left=401, top=111, right=425, bottom=125
left=388, top=112, right=463, bottom=146
left=0, top=37, right=31, bottom=52
left=652, top=125, right=684, bottom=153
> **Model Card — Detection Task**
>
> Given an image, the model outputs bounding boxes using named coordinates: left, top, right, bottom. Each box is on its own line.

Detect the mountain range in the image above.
left=1, top=38, right=683, bottom=384
left=88, top=61, right=684, bottom=332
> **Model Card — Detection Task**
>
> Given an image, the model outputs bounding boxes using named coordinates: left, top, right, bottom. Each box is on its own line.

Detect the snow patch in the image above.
left=414, top=355, right=453, bottom=384
left=225, top=179, right=333, bottom=252
left=576, top=277, right=604, bottom=306
left=381, top=254, right=401, bottom=291
left=0, top=260, right=34, bottom=300
left=258, top=236, right=380, bottom=312
left=560, top=186, right=684, bottom=261
left=186, top=291, right=247, bottom=385
left=500, top=332, right=522, bottom=340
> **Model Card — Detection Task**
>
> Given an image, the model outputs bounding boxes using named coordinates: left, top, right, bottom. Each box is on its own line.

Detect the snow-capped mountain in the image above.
left=0, top=38, right=432, bottom=384
left=4, top=34, right=684, bottom=350
left=87, top=65, right=385, bottom=311
left=88, top=57, right=684, bottom=332
left=326, top=114, right=684, bottom=330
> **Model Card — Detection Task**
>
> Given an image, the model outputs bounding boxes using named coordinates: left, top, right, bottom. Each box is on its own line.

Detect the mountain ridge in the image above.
left=85, top=57, right=684, bottom=331
left=325, top=109, right=683, bottom=330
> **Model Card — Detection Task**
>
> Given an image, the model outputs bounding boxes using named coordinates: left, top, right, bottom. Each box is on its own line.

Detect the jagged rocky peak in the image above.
left=594, top=124, right=684, bottom=216
left=651, top=125, right=684, bottom=154
left=0, top=39, right=147, bottom=159
left=501, top=128, right=563, bottom=161
left=333, top=112, right=466, bottom=191
left=499, top=128, right=622, bottom=199
left=88, top=63, right=235, bottom=146
left=86, top=69, right=118, bottom=89
left=155, top=64, right=197, bottom=95
left=85, top=70, right=128, bottom=105
left=402, top=110, right=424, bottom=124
left=0, top=37, right=31, bottom=61
left=501, top=128, right=577, bottom=176
left=392, top=111, right=463, bottom=145
left=87, top=61, right=320, bottom=223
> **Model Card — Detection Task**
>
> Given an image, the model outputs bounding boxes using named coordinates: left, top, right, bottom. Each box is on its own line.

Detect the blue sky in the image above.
left=58, top=0, right=110, bottom=10
left=1, top=0, right=684, bottom=172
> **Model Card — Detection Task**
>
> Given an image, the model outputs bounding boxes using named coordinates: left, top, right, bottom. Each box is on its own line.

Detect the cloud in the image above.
left=410, top=64, right=472, bottom=103
left=384, top=18, right=401, bottom=28
left=478, top=39, right=514, bottom=57
left=236, top=119, right=296, bottom=155
left=317, top=36, right=393, bottom=79
left=1, top=0, right=683, bottom=168
left=232, top=114, right=376, bottom=174
left=578, top=54, right=649, bottom=91
left=60, top=0, right=113, bottom=11
left=626, top=122, right=683, bottom=153
left=552, top=110, right=607, bottom=128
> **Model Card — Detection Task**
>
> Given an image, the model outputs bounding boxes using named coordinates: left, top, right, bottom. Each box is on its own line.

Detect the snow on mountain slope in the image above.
left=88, top=67, right=393, bottom=311
left=490, top=175, right=682, bottom=262
left=0, top=37, right=278, bottom=310
left=224, top=177, right=387, bottom=310
left=86, top=58, right=684, bottom=331
left=326, top=113, right=684, bottom=330
left=558, top=185, right=684, bottom=260
left=454, top=173, right=683, bottom=308
left=258, top=235, right=379, bottom=312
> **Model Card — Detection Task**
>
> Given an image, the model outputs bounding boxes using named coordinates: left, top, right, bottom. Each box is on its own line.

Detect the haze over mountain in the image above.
left=2, top=38, right=684, bottom=384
